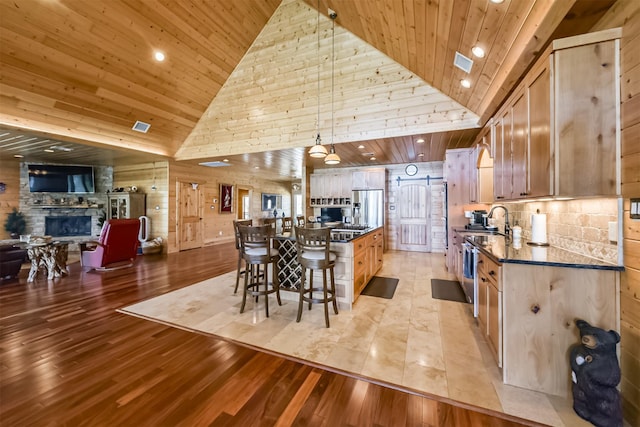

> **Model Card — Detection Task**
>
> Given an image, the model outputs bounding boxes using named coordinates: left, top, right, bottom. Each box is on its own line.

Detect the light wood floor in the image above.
left=0, top=244, right=542, bottom=426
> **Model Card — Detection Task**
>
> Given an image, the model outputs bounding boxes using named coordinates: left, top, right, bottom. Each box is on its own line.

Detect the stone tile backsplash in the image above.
left=493, top=198, right=619, bottom=264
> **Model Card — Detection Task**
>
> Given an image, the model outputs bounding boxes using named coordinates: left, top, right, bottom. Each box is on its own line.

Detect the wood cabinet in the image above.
left=352, top=168, right=385, bottom=190
left=491, top=28, right=620, bottom=201
left=501, top=262, right=618, bottom=397
left=107, top=193, right=146, bottom=219
left=444, top=149, right=474, bottom=270
left=352, top=227, right=384, bottom=301
left=553, top=33, right=620, bottom=196
left=309, top=172, right=352, bottom=206
left=476, top=252, right=502, bottom=367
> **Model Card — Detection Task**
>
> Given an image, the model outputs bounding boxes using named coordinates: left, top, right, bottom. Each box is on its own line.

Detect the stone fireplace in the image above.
left=45, top=216, right=92, bottom=237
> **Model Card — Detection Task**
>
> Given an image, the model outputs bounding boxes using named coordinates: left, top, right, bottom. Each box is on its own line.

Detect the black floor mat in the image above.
left=430, top=279, right=469, bottom=303
left=361, top=276, right=399, bottom=299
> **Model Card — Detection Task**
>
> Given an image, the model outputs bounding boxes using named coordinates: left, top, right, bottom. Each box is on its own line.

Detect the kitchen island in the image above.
left=273, top=226, right=384, bottom=310
left=461, top=230, right=622, bottom=397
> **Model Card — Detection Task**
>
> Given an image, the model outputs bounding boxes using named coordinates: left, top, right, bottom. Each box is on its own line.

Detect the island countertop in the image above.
left=458, top=231, right=623, bottom=271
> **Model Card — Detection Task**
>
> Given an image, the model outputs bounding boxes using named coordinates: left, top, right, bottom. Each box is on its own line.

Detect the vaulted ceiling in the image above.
left=0, top=0, right=615, bottom=178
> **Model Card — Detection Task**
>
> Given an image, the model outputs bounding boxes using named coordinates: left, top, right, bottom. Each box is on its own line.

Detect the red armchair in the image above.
left=80, top=219, right=141, bottom=271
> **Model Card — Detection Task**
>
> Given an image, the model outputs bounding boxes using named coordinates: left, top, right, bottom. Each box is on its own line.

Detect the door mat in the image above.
left=430, top=279, right=468, bottom=303
left=361, top=276, right=399, bottom=299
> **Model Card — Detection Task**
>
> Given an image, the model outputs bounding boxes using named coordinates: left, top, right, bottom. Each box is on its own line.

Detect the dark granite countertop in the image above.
left=273, top=226, right=377, bottom=243
left=458, top=231, right=623, bottom=271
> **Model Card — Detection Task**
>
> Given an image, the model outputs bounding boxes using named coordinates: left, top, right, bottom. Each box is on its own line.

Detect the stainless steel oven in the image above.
left=461, top=242, right=479, bottom=317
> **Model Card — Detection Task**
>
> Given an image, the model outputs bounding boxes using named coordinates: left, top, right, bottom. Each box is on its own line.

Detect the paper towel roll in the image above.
left=531, top=213, right=548, bottom=244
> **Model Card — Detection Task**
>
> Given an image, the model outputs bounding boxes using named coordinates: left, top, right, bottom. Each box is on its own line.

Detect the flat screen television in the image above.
left=28, top=164, right=95, bottom=193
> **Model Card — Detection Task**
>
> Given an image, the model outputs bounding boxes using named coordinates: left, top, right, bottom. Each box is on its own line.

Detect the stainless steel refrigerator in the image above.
left=351, top=190, right=384, bottom=228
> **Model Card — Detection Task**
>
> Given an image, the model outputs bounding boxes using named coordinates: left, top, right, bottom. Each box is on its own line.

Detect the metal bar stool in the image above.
left=294, top=226, right=338, bottom=328
left=233, top=219, right=252, bottom=293
left=238, top=224, right=282, bottom=317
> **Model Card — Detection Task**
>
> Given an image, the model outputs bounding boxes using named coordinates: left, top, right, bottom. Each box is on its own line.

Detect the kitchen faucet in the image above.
left=488, top=205, right=511, bottom=236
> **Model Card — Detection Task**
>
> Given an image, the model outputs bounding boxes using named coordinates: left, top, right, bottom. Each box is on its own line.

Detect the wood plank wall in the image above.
left=167, top=162, right=291, bottom=253
left=0, top=158, right=21, bottom=239
left=113, top=161, right=169, bottom=244
left=593, top=1, right=640, bottom=424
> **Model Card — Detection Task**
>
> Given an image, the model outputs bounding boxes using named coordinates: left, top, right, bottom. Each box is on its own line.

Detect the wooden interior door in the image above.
left=397, top=182, right=431, bottom=252
left=178, top=181, right=203, bottom=251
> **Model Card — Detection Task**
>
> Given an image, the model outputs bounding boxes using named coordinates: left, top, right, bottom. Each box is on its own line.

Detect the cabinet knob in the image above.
left=478, top=260, right=483, bottom=264
left=481, top=277, right=487, bottom=282
left=497, top=196, right=504, bottom=200
left=531, top=304, right=540, bottom=314
left=489, top=270, right=495, bottom=276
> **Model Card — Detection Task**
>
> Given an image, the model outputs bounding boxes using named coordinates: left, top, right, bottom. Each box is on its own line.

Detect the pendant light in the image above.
left=324, top=10, right=340, bottom=165
left=309, top=1, right=328, bottom=159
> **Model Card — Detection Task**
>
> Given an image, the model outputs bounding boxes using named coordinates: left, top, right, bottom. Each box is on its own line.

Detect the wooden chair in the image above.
left=238, top=225, right=282, bottom=317
left=282, top=217, right=293, bottom=233
left=295, top=215, right=305, bottom=227
left=262, top=217, right=276, bottom=230
left=294, top=226, right=338, bottom=327
left=233, top=219, right=252, bottom=293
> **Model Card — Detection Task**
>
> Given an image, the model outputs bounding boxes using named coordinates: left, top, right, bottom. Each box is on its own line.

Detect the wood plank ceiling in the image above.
left=0, top=0, right=616, bottom=178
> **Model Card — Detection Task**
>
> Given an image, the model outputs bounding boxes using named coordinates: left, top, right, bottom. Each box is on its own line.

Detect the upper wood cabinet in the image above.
left=352, top=168, right=385, bottom=190
left=309, top=172, right=352, bottom=206
left=491, top=28, right=620, bottom=201
left=553, top=33, right=620, bottom=197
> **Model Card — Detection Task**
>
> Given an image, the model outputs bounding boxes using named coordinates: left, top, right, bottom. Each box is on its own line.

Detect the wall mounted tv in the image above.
left=28, top=164, right=95, bottom=193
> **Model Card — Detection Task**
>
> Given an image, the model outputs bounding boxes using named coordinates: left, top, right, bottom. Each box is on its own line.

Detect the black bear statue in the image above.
left=570, top=319, right=622, bottom=427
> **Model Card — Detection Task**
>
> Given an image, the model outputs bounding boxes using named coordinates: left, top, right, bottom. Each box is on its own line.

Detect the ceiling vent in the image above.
left=454, top=52, right=473, bottom=73
left=132, top=121, right=151, bottom=133
left=198, top=161, right=232, bottom=168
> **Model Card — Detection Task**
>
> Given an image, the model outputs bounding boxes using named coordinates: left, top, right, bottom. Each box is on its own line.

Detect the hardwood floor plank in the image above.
left=0, top=244, right=540, bottom=426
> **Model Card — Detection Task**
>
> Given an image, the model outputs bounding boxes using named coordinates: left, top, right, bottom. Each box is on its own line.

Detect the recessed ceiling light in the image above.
left=460, top=79, right=471, bottom=88
left=490, top=0, right=504, bottom=3
left=44, top=149, right=54, bottom=153
left=370, top=156, right=376, bottom=161
left=49, top=145, right=73, bottom=152
left=471, top=46, right=485, bottom=58
left=418, top=153, right=424, bottom=157
left=254, top=166, right=260, bottom=169
left=415, top=138, right=425, bottom=144
left=154, top=51, right=166, bottom=62
left=358, top=145, right=365, bottom=149
left=222, top=159, right=229, bottom=162
left=13, top=154, right=23, bottom=158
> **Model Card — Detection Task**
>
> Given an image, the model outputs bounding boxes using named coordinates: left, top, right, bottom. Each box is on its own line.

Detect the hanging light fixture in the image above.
left=309, top=1, right=328, bottom=159
left=324, top=10, right=340, bottom=165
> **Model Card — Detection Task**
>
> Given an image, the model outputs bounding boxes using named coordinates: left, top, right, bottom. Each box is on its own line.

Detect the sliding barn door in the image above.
left=397, top=182, right=431, bottom=252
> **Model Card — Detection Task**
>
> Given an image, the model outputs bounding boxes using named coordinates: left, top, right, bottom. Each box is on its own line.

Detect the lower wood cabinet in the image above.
left=477, top=252, right=502, bottom=367
left=353, top=227, right=384, bottom=301
left=474, top=251, right=619, bottom=397
left=501, top=263, right=618, bottom=397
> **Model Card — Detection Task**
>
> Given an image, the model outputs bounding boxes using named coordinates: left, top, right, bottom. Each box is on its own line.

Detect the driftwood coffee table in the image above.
left=27, top=241, right=70, bottom=282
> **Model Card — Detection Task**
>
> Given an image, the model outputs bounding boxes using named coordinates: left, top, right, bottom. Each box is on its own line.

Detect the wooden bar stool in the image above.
left=238, top=225, right=282, bottom=317
left=282, top=217, right=293, bottom=233
left=233, top=219, right=252, bottom=293
left=295, top=215, right=305, bottom=227
left=294, top=226, right=338, bottom=328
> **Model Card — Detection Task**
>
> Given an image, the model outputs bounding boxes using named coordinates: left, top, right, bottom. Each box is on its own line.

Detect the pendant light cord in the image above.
left=316, top=0, right=321, bottom=143
left=331, top=12, right=335, bottom=146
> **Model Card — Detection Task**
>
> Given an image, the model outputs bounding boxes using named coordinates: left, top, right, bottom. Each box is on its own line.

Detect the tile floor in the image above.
left=121, top=251, right=592, bottom=427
